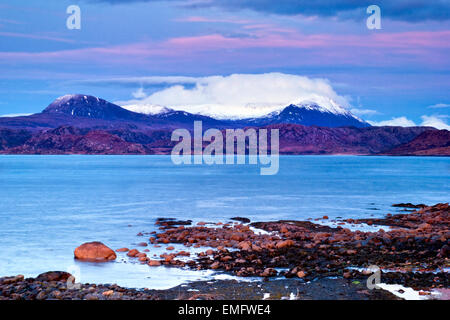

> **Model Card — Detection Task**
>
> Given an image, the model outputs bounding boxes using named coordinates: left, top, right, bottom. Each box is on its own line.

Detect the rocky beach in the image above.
left=1, top=203, right=448, bottom=300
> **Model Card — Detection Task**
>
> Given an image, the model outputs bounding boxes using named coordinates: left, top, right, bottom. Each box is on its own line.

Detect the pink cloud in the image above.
left=0, top=29, right=448, bottom=70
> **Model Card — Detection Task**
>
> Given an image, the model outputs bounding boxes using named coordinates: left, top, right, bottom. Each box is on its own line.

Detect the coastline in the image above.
left=1, top=203, right=448, bottom=300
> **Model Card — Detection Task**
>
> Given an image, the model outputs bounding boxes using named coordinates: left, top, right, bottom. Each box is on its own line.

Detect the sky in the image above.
left=0, top=0, right=449, bottom=128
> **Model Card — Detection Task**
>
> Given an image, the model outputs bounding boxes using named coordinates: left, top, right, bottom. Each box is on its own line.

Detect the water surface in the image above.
left=0, top=155, right=448, bottom=288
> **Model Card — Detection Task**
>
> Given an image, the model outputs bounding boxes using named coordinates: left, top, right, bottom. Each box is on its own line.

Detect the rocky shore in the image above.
left=141, top=203, right=448, bottom=288
left=1, top=203, right=448, bottom=300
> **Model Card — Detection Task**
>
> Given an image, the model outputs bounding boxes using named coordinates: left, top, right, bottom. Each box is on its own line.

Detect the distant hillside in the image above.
left=1, top=124, right=437, bottom=155
left=380, top=130, right=450, bottom=156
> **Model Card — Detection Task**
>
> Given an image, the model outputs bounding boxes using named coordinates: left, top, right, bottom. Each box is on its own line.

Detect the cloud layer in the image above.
left=89, top=0, right=450, bottom=22
left=116, top=73, right=351, bottom=119
left=369, top=115, right=450, bottom=130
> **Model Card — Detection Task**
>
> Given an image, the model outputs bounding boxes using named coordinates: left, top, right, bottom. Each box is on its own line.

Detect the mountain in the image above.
left=381, top=129, right=450, bottom=156
left=270, top=124, right=434, bottom=154
left=0, top=94, right=447, bottom=156
left=1, top=124, right=435, bottom=155
left=0, top=128, right=32, bottom=151
left=0, top=94, right=368, bottom=131
left=0, top=94, right=227, bottom=131
left=235, top=102, right=369, bottom=128
left=3, top=126, right=148, bottom=155
left=42, top=94, right=151, bottom=122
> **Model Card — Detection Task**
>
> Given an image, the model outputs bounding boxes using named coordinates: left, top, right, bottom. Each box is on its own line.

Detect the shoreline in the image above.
left=1, top=203, right=448, bottom=300
left=0, top=153, right=449, bottom=157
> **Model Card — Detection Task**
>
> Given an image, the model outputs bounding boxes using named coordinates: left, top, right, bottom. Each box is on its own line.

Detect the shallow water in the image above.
left=0, top=155, right=448, bottom=288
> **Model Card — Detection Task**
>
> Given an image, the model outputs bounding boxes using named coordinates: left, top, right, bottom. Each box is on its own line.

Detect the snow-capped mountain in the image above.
left=4, top=94, right=369, bottom=130
left=42, top=94, right=150, bottom=122
left=121, top=98, right=369, bottom=128
left=236, top=102, right=369, bottom=128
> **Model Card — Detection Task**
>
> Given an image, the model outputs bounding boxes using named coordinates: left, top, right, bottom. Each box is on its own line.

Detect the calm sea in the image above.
left=0, top=155, right=448, bottom=288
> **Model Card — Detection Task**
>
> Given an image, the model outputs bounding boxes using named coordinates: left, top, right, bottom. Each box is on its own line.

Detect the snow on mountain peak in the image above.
left=120, top=103, right=173, bottom=116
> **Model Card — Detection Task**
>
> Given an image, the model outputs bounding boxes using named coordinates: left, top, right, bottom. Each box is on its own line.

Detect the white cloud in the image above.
left=0, top=113, right=32, bottom=117
left=428, top=103, right=450, bottom=109
left=420, top=115, right=450, bottom=130
left=131, top=87, right=147, bottom=99
left=115, top=73, right=352, bottom=119
left=368, top=117, right=417, bottom=127
left=369, top=115, right=450, bottom=130
left=350, top=108, right=379, bottom=116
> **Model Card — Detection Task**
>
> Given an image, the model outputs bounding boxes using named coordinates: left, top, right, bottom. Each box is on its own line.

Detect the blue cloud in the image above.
left=86, top=0, right=450, bottom=22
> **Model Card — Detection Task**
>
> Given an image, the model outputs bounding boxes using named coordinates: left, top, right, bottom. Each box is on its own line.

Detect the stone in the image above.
left=127, top=249, right=139, bottom=257
left=261, top=268, right=277, bottom=277
left=0, top=274, right=24, bottom=285
left=36, top=291, right=47, bottom=300
left=74, top=242, right=116, bottom=261
left=102, top=290, right=114, bottom=297
left=276, top=240, right=294, bottom=249
left=343, top=272, right=352, bottom=279
left=36, top=271, right=72, bottom=282
left=148, top=260, right=161, bottom=266
left=84, top=293, right=99, bottom=300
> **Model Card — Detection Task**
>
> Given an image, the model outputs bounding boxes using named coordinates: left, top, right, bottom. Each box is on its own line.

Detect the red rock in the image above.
left=166, top=246, right=175, bottom=251
left=148, top=260, right=161, bottom=266
left=74, top=242, right=116, bottom=261
left=115, top=248, right=129, bottom=252
left=323, top=216, right=329, bottom=220
left=36, top=272, right=71, bottom=282
left=276, top=240, right=294, bottom=249
left=238, top=241, right=251, bottom=250
left=102, top=290, right=114, bottom=297
left=1, top=275, right=24, bottom=284
left=137, top=242, right=148, bottom=247
left=261, top=268, right=276, bottom=277
left=297, top=271, right=306, bottom=278
left=127, top=249, right=139, bottom=257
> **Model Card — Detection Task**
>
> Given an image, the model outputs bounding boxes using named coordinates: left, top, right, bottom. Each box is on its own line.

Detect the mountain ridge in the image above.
left=3, top=94, right=369, bottom=130
left=0, top=94, right=448, bottom=156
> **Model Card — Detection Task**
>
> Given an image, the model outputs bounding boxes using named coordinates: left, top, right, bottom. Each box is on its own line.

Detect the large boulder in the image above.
left=74, top=241, right=116, bottom=261
left=36, top=271, right=72, bottom=282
